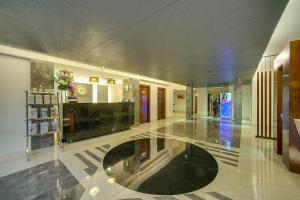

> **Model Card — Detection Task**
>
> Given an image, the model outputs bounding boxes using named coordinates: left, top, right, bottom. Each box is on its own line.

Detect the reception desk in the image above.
left=63, top=102, right=134, bottom=143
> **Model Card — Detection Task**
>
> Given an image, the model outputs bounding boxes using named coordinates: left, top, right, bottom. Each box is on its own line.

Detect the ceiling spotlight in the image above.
left=89, top=77, right=99, bottom=83
left=107, top=78, right=116, bottom=84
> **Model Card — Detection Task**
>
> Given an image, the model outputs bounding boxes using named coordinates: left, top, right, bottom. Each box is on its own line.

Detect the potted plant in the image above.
left=54, top=69, right=74, bottom=102
left=68, top=84, right=77, bottom=101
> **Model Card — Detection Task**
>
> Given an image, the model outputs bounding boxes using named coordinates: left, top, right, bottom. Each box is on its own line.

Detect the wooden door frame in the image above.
left=157, top=87, right=166, bottom=120
left=140, top=84, right=150, bottom=123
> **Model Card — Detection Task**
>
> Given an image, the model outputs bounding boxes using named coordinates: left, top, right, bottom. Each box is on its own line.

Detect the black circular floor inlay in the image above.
left=103, top=138, right=218, bottom=195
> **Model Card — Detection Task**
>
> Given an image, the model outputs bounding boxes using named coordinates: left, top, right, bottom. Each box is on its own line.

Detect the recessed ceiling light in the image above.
left=107, top=78, right=116, bottom=84
left=89, top=76, right=99, bottom=83
left=108, top=177, right=115, bottom=184
left=89, top=187, right=100, bottom=196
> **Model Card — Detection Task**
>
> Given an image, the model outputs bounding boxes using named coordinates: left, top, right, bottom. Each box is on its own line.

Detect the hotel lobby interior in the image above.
left=0, top=1, right=300, bottom=200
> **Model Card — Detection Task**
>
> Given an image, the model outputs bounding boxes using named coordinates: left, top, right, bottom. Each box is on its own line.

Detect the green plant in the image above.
left=54, top=69, right=74, bottom=90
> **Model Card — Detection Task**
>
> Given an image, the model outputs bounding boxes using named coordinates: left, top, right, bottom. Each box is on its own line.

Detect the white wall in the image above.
left=242, top=84, right=252, bottom=121
left=98, top=85, right=108, bottom=103
left=196, top=87, right=208, bottom=116
left=166, top=86, right=173, bottom=118
left=252, top=75, right=257, bottom=126
left=73, top=83, right=93, bottom=103
left=264, top=0, right=300, bottom=56
left=150, top=86, right=158, bottom=121
left=0, top=54, right=30, bottom=156
left=173, top=90, right=186, bottom=113
left=108, top=84, right=123, bottom=103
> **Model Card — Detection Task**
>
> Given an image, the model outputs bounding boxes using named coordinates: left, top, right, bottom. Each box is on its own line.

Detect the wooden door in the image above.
left=140, top=85, right=150, bottom=123
left=157, top=88, right=166, bottom=120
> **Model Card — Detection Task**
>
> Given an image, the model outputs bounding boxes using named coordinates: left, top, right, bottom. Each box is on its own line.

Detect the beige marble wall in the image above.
left=30, top=60, right=55, bottom=150
left=123, top=78, right=140, bottom=126
left=234, top=80, right=243, bottom=125
left=186, top=84, right=194, bottom=120
left=31, top=60, right=54, bottom=91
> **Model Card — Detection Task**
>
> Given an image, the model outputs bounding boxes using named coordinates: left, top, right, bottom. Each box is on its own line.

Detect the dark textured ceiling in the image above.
left=0, top=0, right=288, bottom=86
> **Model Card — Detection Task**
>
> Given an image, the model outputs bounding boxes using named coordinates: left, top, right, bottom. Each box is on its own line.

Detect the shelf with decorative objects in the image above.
left=25, top=90, right=63, bottom=161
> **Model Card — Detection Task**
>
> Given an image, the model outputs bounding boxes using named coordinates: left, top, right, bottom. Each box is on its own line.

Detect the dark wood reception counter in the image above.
left=63, top=102, right=134, bottom=143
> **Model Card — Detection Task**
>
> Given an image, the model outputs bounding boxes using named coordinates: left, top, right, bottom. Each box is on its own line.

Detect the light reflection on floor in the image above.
left=0, top=115, right=299, bottom=200
left=155, top=118, right=241, bottom=148
left=103, top=138, right=218, bottom=195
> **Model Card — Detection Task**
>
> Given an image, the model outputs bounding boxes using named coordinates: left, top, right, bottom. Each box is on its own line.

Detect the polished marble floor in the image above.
left=103, top=138, right=218, bottom=195
left=156, top=119, right=242, bottom=148
left=0, top=160, right=85, bottom=200
left=0, top=114, right=300, bottom=200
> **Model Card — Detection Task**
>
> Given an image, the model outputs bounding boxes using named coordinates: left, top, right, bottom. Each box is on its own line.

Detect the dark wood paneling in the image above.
left=289, top=40, right=300, bottom=173
left=157, top=87, right=166, bottom=120
left=261, top=72, right=264, bottom=136
left=140, top=85, right=150, bottom=124
left=269, top=71, right=272, bottom=138
left=265, top=71, right=268, bottom=137
left=257, top=72, right=260, bottom=136
left=281, top=46, right=290, bottom=168
left=276, top=40, right=300, bottom=173
left=277, top=66, right=283, bottom=154
left=139, top=139, right=150, bottom=163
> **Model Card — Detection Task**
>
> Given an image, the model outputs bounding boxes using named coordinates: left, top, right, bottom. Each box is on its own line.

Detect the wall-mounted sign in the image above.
left=77, top=85, right=88, bottom=96
left=220, top=93, right=232, bottom=121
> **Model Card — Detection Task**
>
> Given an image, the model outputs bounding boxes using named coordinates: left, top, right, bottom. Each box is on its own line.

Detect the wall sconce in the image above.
left=107, top=79, right=116, bottom=84
left=89, top=77, right=99, bottom=83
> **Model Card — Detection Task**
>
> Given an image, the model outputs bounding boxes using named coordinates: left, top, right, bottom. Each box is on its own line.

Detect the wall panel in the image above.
left=254, top=55, right=277, bottom=139
left=0, top=54, right=30, bottom=156
left=275, top=40, right=300, bottom=173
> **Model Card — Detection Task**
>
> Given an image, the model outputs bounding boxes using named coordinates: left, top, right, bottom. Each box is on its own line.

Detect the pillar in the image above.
left=123, top=78, right=140, bottom=126
left=196, top=87, right=208, bottom=116
left=234, top=79, right=243, bottom=125
left=186, top=83, right=194, bottom=120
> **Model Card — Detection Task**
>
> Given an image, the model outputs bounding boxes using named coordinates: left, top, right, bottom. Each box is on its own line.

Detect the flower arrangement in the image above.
left=54, top=69, right=74, bottom=90
left=68, top=84, right=77, bottom=99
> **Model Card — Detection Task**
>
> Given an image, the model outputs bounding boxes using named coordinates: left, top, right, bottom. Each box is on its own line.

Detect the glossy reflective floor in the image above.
left=103, top=139, right=218, bottom=195
left=155, top=118, right=242, bottom=148
left=0, top=114, right=300, bottom=200
left=0, top=160, right=84, bottom=200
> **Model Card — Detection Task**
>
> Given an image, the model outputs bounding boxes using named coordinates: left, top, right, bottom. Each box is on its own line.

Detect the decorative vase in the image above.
left=59, top=90, right=67, bottom=103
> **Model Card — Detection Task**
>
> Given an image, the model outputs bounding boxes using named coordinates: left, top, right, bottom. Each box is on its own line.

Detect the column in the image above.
left=123, top=78, right=140, bottom=126
left=196, top=87, right=208, bottom=116
left=186, top=83, right=194, bottom=120
left=234, top=79, right=243, bottom=125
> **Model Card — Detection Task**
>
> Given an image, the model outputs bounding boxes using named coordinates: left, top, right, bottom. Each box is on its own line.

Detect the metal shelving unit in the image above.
left=25, top=91, right=63, bottom=161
